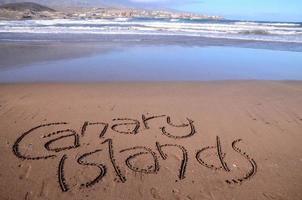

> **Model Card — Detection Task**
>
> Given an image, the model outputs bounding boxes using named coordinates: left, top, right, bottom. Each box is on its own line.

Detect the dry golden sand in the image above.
left=0, top=81, right=302, bottom=200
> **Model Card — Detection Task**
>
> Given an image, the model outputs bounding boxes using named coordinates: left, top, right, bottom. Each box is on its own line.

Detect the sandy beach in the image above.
left=0, top=81, right=301, bottom=200
left=1, top=1, right=302, bottom=200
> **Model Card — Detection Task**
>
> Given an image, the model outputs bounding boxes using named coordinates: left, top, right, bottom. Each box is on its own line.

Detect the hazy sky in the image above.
left=112, top=0, right=302, bottom=22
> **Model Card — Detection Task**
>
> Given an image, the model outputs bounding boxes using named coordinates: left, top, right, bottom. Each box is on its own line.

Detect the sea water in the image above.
left=0, top=45, right=301, bottom=82
left=0, top=18, right=302, bottom=44
left=0, top=18, right=301, bottom=82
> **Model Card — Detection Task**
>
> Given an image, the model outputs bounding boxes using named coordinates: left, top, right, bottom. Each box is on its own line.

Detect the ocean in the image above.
left=0, top=18, right=302, bottom=82
left=0, top=18, right=302, bottom=44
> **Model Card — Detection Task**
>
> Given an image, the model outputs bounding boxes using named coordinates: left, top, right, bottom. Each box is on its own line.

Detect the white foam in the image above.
left=261, top=22, right=301, bottom=27
left=114, top=18, right=130, bottom=22
left=0, top=19, right=301, bottom=43
left=234, top=21, right=301, bottom=27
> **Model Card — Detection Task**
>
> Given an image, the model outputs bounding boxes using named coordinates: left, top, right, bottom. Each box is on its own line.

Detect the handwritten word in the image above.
left=12, top=114, right=257, bottom=192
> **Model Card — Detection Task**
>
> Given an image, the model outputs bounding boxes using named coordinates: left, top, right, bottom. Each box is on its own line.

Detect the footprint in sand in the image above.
left=19, top=164, right=32, bottom=180
left=150, top=187, right=163, bottom=200
left=39, top=180, right=49, bottom=198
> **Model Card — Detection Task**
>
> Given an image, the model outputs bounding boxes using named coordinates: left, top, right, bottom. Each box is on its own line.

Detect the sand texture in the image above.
left=0, top=81, right=302, bottom=200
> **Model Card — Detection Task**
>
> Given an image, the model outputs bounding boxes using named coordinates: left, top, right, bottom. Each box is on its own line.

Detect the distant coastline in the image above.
left=0, top=2, right=223, bottom=20
left=1, top=2, right=301, bottom=46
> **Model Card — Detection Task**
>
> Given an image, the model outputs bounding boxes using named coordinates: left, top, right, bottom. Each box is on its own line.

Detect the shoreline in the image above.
left=1, top=38, right=302, bottom=72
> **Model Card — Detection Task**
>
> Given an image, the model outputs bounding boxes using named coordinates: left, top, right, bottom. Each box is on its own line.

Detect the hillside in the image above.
left=0, top=1, right=222, bottom=20
left=0, top=2, right=55, bottom=12
left=0, top=0, right=103, bottom=7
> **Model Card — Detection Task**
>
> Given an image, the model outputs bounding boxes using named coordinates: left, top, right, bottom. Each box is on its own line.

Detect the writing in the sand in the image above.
left=12, top=114, right=257, bottom=192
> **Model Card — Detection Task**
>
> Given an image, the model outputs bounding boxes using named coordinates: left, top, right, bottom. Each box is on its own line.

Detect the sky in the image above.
left=110, top=0, right=302, bottom=22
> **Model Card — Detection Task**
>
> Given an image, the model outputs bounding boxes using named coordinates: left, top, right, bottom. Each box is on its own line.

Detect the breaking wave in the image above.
left=0, top=18, right=301, bottom=43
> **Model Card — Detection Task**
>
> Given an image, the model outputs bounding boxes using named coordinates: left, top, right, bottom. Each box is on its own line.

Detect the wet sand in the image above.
left=0, top=42, right=119, bottom=69
left=0, top=81, right=302, bottom=200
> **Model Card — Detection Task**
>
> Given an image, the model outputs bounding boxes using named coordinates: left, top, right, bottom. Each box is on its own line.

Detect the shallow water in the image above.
left=0, top=45, right=301, bottom=82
